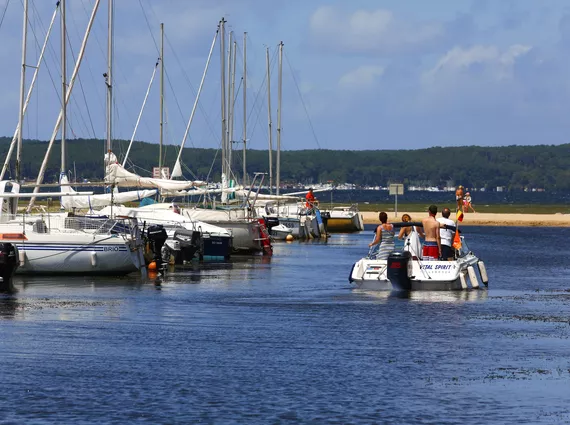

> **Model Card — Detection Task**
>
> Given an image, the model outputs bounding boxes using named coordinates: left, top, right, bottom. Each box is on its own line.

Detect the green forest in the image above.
left=3, top=137, right=569, bottom=191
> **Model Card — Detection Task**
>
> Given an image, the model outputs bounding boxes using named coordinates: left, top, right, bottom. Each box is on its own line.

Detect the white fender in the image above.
left=467, top=265, right=479, bottom=289
left=459, top=271, right=468, bottom=289
left=478, top=261, right=489, bottom=285
left=90, top=251, right=97, bottom=268
left=18, top=249, right=25, bottom=266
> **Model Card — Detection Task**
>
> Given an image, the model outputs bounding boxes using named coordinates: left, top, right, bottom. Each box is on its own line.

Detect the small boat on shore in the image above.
left=324, top=205, right=364, bottom=232
left=349, top=223, right=488, bottom=291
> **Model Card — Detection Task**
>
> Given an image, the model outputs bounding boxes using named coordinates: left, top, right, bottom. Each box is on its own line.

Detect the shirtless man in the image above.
left=422, top=205, right=444, bottom=260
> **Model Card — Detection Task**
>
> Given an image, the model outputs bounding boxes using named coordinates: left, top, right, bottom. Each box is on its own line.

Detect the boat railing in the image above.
left=21, top=215, right=137, bottom=236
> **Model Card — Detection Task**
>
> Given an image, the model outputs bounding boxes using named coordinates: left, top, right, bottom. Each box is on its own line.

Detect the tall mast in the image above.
left=60, top=0, right=67, bottom=175
left=226, top=31, right=233, bottom=180
left=105, top=0, right=113, bottom=154
left=16, top=0, right=29, bottom=182
left=276, top=41, right=283, bottom=196
left=28, top=0, right=101, bottom=211
left=229, top=38, right=237, bottom=180
left=159, top=22, right=164, bottom=172
left=219, top=18, right=227, bottom=193
left=242, top=32, right=247, bottom=185
left=0, top=2, right=60, bottom=180
left=266, top=47, right=273, bottom=195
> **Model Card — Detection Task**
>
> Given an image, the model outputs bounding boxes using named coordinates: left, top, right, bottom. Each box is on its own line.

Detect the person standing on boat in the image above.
left=437, top=207, right=455, bottom=260
left=305, top=188, right=318, bottom=213
left=422, top=205, right=442, bottom=260
left=398, top=213, right=425, bottom=239
left=369, top=212, right=395, bottom=260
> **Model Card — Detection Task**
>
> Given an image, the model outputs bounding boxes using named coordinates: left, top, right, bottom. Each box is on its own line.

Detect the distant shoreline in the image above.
left=361, top=211, right=570, bottom=227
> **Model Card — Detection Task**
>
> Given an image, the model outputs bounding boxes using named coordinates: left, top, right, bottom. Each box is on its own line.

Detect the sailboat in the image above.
left=0, top=0, right=146, bottom=275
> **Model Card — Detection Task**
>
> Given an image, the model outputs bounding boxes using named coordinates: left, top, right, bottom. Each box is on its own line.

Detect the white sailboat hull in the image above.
left=10, top=232, right=142, bottom=275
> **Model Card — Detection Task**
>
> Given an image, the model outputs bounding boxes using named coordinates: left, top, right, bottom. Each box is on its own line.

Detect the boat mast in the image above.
left=226, top=31, right=233, bottom=184
left=0, top=3, right=60, bottom=180
left=276, top=41, right=283, bottom=196
left=229, top=37, right=237, bottom=180
left=16, top=0, right=28, bottom=182
left=159, top=22, right=164, bottom=173
left=60, top=0, right=67, bottom=176
left=105, top=0, right=113, bottom=155
left=219, top=18, right=227, bottom=202
left=242, top=32, right=247, bottom=185
left=28, top=0, right=101, bottom=211
left=266, top=47, right=273, bottom=195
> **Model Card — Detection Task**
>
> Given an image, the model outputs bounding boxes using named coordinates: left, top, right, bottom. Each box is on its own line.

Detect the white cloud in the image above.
left=338, top=65, right=385, bottom=89
left=309, top=5, right=443, bottom=54
left=423, top=44, right=532, bottom=83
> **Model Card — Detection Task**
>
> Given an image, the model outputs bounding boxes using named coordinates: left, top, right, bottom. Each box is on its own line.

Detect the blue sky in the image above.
left=1, top=0, right=570, bottom=154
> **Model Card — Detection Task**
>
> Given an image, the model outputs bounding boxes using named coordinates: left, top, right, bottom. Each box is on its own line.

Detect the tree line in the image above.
left=2, top=137, right=569, bottom=191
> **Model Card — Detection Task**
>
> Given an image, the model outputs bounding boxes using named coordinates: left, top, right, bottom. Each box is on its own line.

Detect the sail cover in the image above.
left=105, top=158, right=205, bottom=190
left=60, top=174, right=157, bottom=210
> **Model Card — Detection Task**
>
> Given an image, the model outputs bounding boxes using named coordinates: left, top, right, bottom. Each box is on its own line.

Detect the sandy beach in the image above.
left=362, top=211, right=570, bottom=227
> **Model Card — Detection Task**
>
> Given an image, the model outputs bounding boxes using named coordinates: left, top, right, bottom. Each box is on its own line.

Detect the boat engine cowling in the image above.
left=387, top=250, right=412, bottom=291
left=147, top=225, right=168, bottom=265
left=0, top=242, right=19, bottom=292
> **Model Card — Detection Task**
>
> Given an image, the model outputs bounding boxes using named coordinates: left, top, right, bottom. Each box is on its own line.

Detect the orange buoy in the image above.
left=148, top=261, right=157, bottom=271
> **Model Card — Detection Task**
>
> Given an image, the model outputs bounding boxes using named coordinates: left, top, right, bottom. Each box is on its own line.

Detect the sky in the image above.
left=1, top=0, right=570, bottom=156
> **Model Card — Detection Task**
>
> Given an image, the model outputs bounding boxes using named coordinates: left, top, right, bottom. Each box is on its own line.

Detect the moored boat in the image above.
left=325, top=205, right=364, bottom=232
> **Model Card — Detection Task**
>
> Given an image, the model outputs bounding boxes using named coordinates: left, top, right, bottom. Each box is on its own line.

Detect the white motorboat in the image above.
left=269, top=223, right=293, bottom=241
left=349, top=225, right=488, bottom=291
left=324, top=205, right=364, bottom=232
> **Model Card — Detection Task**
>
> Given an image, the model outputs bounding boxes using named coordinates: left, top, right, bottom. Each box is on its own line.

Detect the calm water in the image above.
left=1, top=227, right=570, bottom=424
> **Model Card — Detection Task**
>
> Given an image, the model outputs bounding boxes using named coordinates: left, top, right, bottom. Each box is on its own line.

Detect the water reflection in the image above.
left=354, top=288, right=489, bottom=303
left=0, top=295, right=18, bottom=318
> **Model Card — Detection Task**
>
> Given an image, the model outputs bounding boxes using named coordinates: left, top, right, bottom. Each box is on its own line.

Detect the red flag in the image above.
left=456, top=210, right=464, bottom=222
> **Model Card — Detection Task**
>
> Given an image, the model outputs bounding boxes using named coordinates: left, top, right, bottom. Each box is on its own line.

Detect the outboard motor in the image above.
left=387, top=250, right=412, bottom=291
left=0, top=243, right=20, bottom=292
left=147, top=225, right=168, bottom=267
left=264, top=217, right=280, bottom=232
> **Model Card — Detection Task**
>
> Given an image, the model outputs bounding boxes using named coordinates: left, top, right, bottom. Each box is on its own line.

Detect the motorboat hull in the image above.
left=326, top=212, right=364, bottom=232
left=202, top=233, right=232, bottom=259
left=349, top=255, right=483, bottom=291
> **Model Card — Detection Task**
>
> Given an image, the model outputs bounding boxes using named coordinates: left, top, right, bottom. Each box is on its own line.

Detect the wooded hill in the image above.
left=3, top=137, right=569, bottom=190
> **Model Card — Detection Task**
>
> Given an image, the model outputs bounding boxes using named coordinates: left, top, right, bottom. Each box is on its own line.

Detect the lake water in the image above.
left=1, top=226, right=570, bottom=424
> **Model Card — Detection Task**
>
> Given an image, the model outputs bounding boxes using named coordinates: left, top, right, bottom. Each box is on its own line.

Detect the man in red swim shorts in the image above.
left=421, top=205, right=443, bottom=260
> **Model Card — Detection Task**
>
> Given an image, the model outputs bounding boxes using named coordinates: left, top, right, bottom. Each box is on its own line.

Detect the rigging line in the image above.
left=78, top=0, right=106, bottom=115
left=0, top=0, right=10, bottom=31
left=164, top=33, right=220, bottom=144
left=181, top=158, right=198, bottom=180
left=245, top=42, right=278, bottom=129
left=164, top=65, right=190, bottom=138
left=26, top=1, right=60, bottom=105
left=137, top=0, right=160, bottom=55
left=65, top=28, right=97, bottom=138
left=284, top=51, right=322, bottom=149
left=243, top=46, right=278, bottom=146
